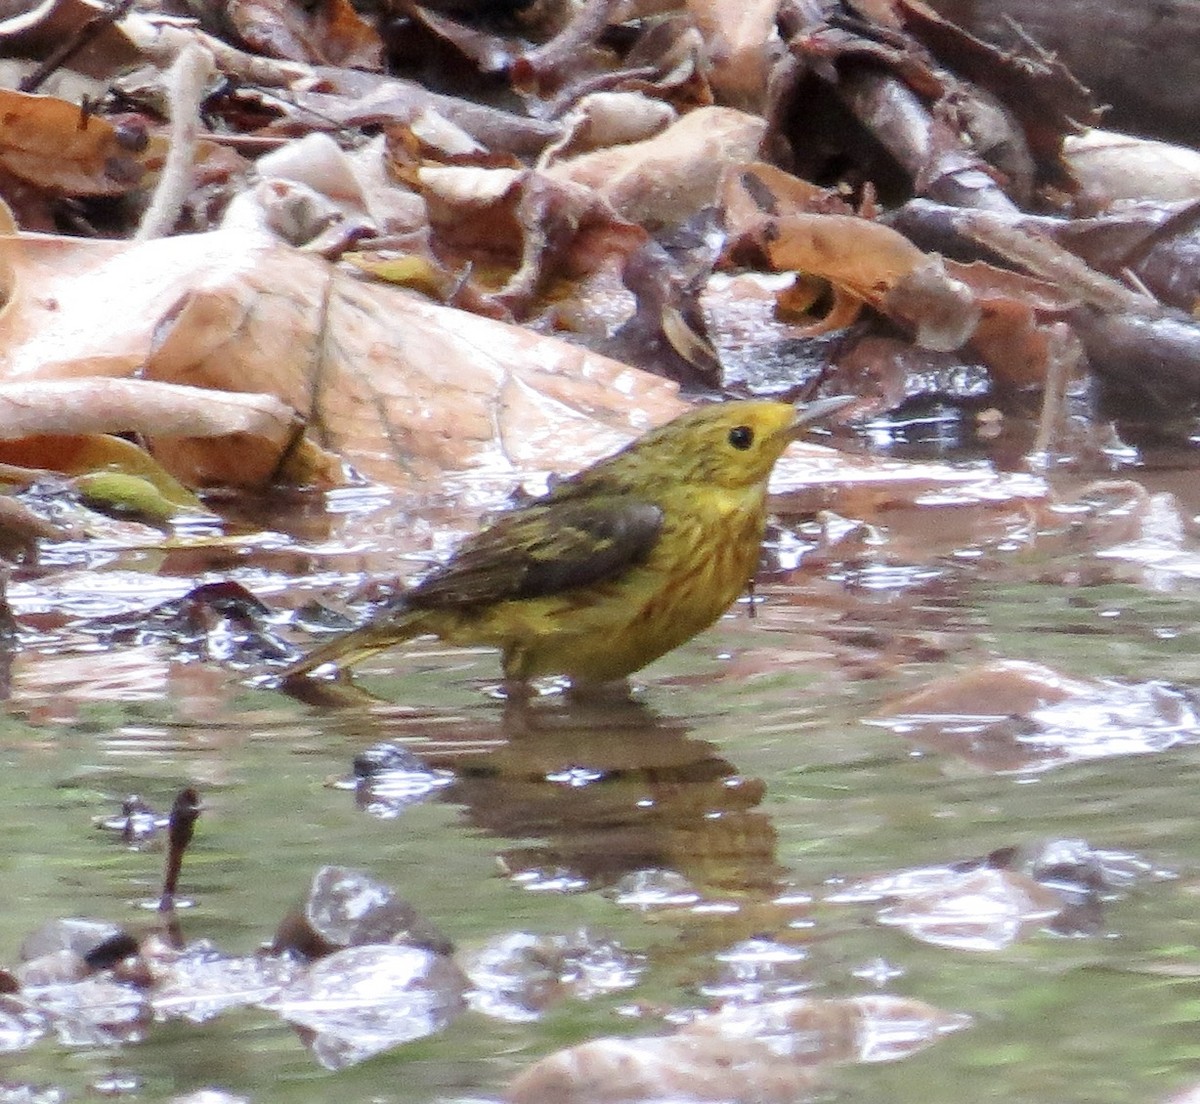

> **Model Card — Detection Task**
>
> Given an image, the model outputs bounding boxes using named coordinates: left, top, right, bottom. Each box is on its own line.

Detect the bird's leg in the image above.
left=565, top=676, right=637, bottom=702
left=498, top=678, right=536, bottom=703
left=498, top=644, right=542, bottom=703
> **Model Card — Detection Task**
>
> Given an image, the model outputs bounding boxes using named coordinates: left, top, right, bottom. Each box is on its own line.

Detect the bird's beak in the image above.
left=786, top=394, right=857, bottom=438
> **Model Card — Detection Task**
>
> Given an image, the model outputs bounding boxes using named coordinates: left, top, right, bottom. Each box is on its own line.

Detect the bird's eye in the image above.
left=728, top=425, right=754, bottom=450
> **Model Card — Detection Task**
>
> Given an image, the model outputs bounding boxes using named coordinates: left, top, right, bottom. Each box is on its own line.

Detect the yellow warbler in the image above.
left=282, top=396, right=851, bottom=687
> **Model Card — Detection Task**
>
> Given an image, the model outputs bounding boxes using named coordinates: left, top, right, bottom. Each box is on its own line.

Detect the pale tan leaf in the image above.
left=685, top=0, right=781, bottom=109
left=545, top=106, right=766, bottom=227
left=1065, top=128, right=1200, bottom=207
left=0, top=379, right=297, bottom=444
left=756, top=212, right=928, bottom=306
left=0, top=229, right=684, bottom=488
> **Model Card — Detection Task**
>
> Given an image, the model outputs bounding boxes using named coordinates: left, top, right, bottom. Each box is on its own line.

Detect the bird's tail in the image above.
left=279, top=608, right=430, bottom=681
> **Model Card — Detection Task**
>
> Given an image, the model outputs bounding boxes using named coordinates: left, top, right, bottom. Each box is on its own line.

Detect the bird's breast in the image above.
left=639, top=497, right=767, bottom=627
left=461, top=490, right=769, bottom=682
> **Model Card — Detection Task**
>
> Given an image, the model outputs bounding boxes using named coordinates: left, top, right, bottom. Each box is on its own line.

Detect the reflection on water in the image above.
left=312, top=691, right=784, bottom=908
left=437, top=696, right=777, bottom=895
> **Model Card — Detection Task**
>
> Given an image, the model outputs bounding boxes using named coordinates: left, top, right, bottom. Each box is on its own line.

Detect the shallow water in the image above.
left=4, top=468, right=1200, bottom=1102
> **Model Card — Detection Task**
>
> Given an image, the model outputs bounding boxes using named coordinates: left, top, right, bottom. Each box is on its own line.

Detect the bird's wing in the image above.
left=405, top=496, right=664, bottom=609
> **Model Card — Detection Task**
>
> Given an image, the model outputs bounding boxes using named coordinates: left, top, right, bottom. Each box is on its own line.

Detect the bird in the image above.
left=280, top=395, right=853, bottom=689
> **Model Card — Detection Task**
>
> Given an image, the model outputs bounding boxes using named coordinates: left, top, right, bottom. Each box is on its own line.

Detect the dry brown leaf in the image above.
left=404, top=4, right=521, bottom=75
left=251, top=133, right=427, bottom=243
left=901, top=0, right=1174, bottom=145
left=511, top=0, right=630, bottom=99
left=755, top=212, right=927, bottom=304
left=268, top=70, right=560, bottom=158
left=0, top=0, right=144, bottom=79
left=307, top=0, right=384, bottom=70
left=0, top=88, right=152, bottom=196
left=747, top=208, right=1092, bottom=384
left=0, top=231, right=329, bottom=486
left=895, top=0, right=1097, bottom=188
left=313, top=276, right=687, bottom=485
left=226, top=0, right=382, bottom=69
left=536, top=92, right=676, bottom=168
left=723, top=162, right=856, bottom=233
left=418, top=166, right=651, bottom=320
left=752, top=211, right=984, bottom=345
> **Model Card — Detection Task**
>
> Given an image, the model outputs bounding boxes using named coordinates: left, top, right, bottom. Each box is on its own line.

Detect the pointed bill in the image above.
left=787, top=394, right=857, bottom=438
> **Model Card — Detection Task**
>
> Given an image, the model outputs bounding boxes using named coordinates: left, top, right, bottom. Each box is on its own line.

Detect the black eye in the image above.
left=728, top=425, right=754, bottom=450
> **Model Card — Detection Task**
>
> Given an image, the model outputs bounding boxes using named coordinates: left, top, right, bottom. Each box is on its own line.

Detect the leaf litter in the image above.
left=4, top=0, right=1200, bottom=1101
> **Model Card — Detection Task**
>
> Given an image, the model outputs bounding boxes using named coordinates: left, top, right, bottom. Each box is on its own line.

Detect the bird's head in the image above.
left=607, top=396, right=853, bottom=491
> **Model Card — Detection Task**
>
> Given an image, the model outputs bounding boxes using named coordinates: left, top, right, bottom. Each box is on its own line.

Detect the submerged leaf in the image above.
left=872, top=659, right=1200, bottom=771
left=508, top=995, right=969, bottom=1103
left=874, top=867, right=1063, bottom=951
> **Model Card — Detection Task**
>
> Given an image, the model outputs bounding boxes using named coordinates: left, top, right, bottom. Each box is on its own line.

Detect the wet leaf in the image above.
left=873, top=867, right=1063, bottom=951
left=26, top=975, right=149, bottom=1047
left=149, top=948, right=301, bottom=1023
left=19, top=919, right=127, bottom=964
left=700, top=936, right=812, bottom=1004
left=270, top=866, right=453, bottom=959
left=0, top=996, right=47, bottom=1053
left=508, top=995, right=969, bottom=1103
left=262, top=944, right=467, bottom=1070
left=466, top=929, right=644, bottom=1022
left=73, top=472, right=185, bottom=522
left=876, top=657, right=1086, bottom=716
left=872, top=659, right=1200, bottom=771
left=0, top=434, right=202, bottom=510
left=94, top=797, right=169, bottom=848
left=75, top=581, right=292, bottom=667
left=331, top=743, right=454, bottom=819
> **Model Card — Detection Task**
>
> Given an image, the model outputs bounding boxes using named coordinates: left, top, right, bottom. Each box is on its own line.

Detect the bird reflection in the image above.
left=328, top=690, right=781, bottom=896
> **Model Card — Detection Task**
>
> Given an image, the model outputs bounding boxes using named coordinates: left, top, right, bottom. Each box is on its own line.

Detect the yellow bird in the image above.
left=281, top=396, right=852, bottom=688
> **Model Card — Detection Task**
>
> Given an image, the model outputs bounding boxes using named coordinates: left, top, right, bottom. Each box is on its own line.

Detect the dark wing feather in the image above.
left=406, top=496, right=663, bottom=610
